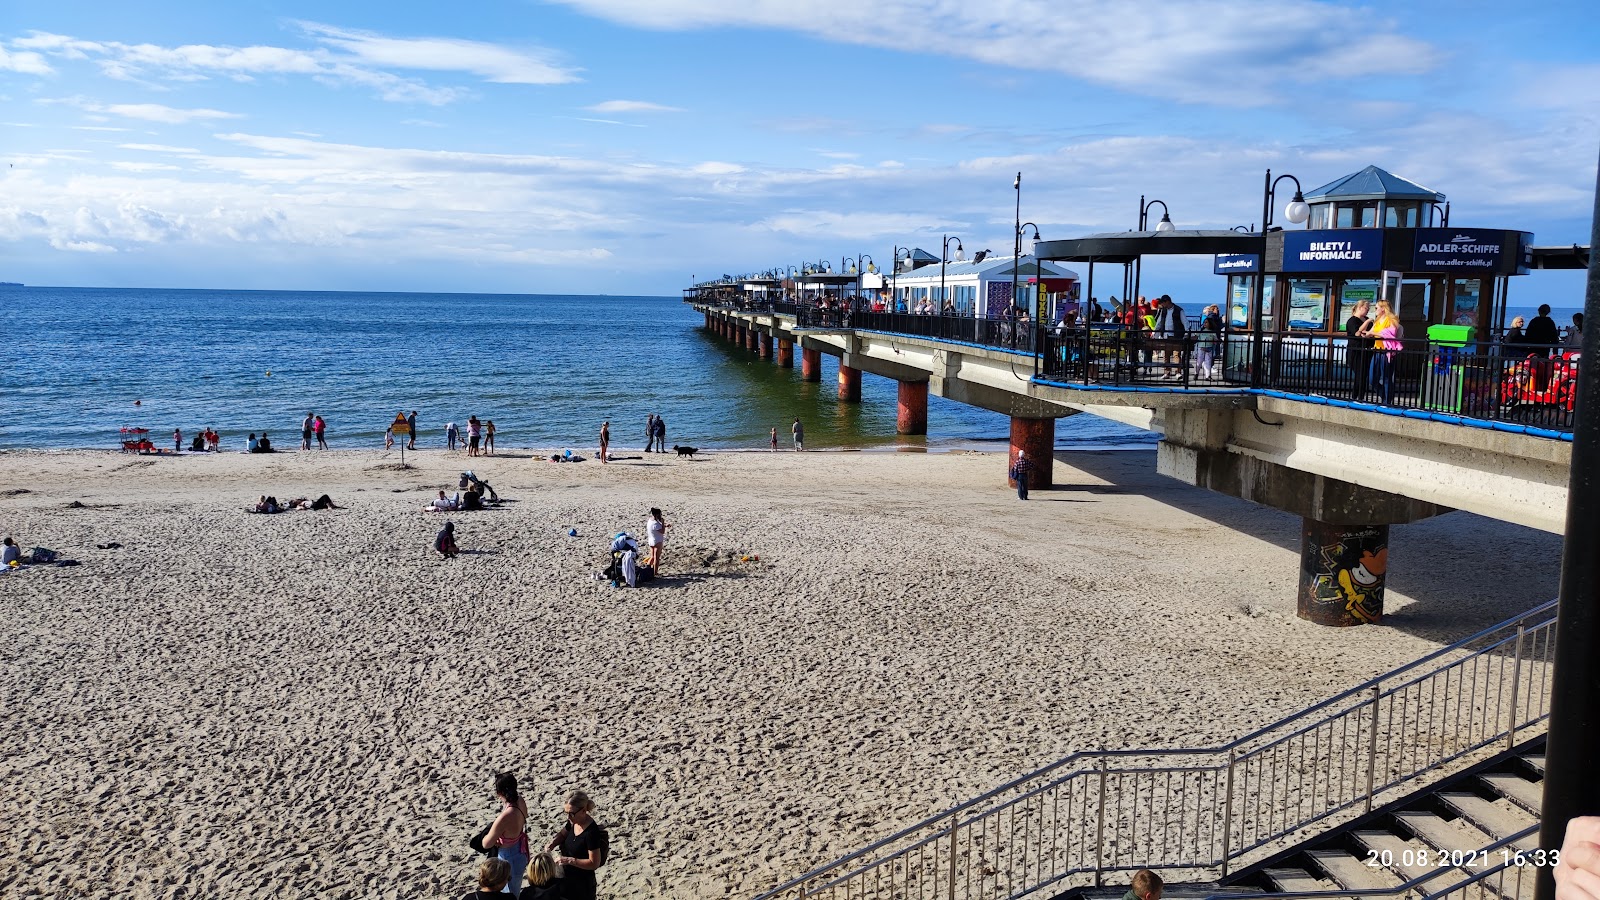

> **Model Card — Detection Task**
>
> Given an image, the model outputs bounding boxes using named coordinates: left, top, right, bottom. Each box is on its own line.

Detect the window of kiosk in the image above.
left=1227, top=275, right=1252, bottom=328
left=1287, top=279, right=1330, bottom=331
left=1335, top=202, right=1378, bottom=228
left=1384, top=203, right=1420, bottom=228
left=1451, top=279, right=1482, bottom=326
left=1339, top=279, right=1378, bottom=326
left=1310, top=205, right=1329, bottom=230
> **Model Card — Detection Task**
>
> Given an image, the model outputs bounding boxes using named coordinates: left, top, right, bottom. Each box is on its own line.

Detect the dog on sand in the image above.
left=672, top=444, right=698, bottom=458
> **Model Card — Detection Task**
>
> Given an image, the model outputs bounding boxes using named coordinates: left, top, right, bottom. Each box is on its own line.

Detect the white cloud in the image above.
left=297, top=22, right=579, bottom=85
left=9, top=25, right=577, bottom=106
left=104, top=103, right=243, bottom=124
left=51, top=238, right=117, bottom=253
left=0, top=45, right=53, bottom=74
left=585, top=100, right=682, bottom=113
left=546, top=0, right=1438, bottom=106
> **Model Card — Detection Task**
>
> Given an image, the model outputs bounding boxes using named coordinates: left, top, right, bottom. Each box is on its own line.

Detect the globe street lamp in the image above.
left=1252, top=170, right=1311, bottom=387
left=891, top=246, right=912, bottom=309
left=1138, top=196, right=1176, bottom=232
left=1013, top=221, right=1041, bottom=325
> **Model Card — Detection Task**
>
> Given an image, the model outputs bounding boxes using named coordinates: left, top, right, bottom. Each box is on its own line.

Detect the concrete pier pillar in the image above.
left=897, top=380, right=929, bottom=434
left=838, top=364, right=862, bottom=402
left=1008, top=417, right=1055, bottom=490
left=801, top=348, right=822, bottom=382
left=777, top=339, right=794, bottom=368
left=746, top=328, right=759, bottom=352
left=1298, top=520, right=1388, bottom=626
left=759, top=334, right=773, bottom=359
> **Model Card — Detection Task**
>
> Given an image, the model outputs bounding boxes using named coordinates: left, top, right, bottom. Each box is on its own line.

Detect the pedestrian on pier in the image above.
left=1010, top=450, right=1035, bottom=500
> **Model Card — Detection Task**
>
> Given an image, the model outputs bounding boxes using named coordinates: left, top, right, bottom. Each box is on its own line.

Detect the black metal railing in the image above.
left=693, top=299, right=1579, bottom=433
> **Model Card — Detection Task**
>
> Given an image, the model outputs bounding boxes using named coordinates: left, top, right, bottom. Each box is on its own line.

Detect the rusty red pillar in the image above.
left=777, top=339, right=795, bottom=368
left=758, top=333, right=773, bottom=359
left=838, top=364, right=862, bottom=402
left=746, top=327, right=758, bottom=352
left=801, top=348, right=822, bottom=382
left=897, top=380, right=929, bottom=434
left=1008, top=417, right=1055, bottom=490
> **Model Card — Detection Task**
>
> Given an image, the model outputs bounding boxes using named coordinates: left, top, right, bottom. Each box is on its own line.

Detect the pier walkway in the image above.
left=694, top=300, right=1570, bottom=626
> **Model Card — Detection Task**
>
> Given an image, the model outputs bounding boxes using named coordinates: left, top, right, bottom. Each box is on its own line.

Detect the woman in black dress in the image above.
left=546, top=790, right=607, bottom=900
left=1344, top=299, right=1372, bottom=399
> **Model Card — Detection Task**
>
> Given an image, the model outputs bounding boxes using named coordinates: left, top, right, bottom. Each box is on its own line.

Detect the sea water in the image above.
left=2, top=287, right=1157, bottom=452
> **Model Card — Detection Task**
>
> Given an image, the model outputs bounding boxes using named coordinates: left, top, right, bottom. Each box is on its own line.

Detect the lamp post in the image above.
left=941, top=234, right=964, bottom=319
left=1252, top=170, right=1311, bottom=387
left=1133, top=197, right=1176, bottom=306
left=1426, top=201, right=1452, bottom=227
left=891, top=245, right=912, bottom=308
left=1013, top=221, right=1041, bottom=322
left=847, top=254, right=874, bottom=309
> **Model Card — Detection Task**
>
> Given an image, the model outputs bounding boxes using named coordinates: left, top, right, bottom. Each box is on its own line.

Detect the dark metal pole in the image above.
left=1535, top=146, right=1600, bottom=900
left=1252, top=169, right=1271, bottom=388
left=1013, top=172, right=1022, bottom=324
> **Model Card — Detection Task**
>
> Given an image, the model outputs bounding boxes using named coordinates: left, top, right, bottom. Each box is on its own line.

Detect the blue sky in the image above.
left=1, top=0, right=1596, bottom=303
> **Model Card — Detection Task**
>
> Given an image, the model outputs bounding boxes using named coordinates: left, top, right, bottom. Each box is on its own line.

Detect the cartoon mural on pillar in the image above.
left=1299, top=521, right=1389, bottom=626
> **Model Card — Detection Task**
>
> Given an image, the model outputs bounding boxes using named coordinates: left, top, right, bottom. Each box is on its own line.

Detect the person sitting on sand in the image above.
left=435, top=521, right=459, bottom=559
left=2, top=537, right=20, bottom=569
left=247, top=433, right=259, bottom=453
left=461, top=487, right=484, bottom=511
left=253, top=495, right=282, bottom=514
left=283, top=495, right=341, bottom=511
left=427, top=490, right=458, bottom=511
left=462, top=858, right=511, bottom=900
left=253, top=433, right=274, bottom=453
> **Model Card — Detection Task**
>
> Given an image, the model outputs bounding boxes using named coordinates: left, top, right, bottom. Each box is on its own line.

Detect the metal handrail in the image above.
left=754, top=600, right=1557, bottom=900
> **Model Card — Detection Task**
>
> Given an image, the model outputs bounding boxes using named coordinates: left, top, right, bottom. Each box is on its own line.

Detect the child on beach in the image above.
left=3, top=537, right=20, bottom=569
left=485, top=420, right=496, bottom=455
left=770, top=427, right=778, bottom=452
left=385, top=425, right=395, bottom=450
left=435, top=521, right=459, bottom=559
left=646, top=508, right=669, bottom=574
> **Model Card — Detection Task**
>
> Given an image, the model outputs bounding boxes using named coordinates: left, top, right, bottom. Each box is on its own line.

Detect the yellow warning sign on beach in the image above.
left=390, top=413, right=411, bottom=435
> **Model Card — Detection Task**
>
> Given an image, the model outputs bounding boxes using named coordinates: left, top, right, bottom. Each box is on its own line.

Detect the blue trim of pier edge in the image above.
left=1030, top=378, right=1574, bottom=442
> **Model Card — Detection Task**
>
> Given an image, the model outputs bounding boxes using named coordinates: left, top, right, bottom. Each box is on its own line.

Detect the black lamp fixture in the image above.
left=1251, top=169, right=1311, bottom=386
left=1139, top=195, right=1177, bottom=233
left=941, top=233, right=965, bottom=314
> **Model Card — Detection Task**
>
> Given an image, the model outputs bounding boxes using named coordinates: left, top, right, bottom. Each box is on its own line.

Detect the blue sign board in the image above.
left=1412, top=228, right=1521, bottom=272
left=1213, top=253, right=1260, bottom=275
left=1280, top=229, right=1385, bottom=273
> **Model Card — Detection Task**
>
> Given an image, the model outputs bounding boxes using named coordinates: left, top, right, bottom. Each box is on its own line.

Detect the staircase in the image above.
left=755, top=600, right=1557, bottom=900
left=1242, top=743, right=1544, bottom=900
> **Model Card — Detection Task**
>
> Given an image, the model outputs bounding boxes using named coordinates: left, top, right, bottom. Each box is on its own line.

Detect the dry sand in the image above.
left=0, top=447, right=1560, bottom=899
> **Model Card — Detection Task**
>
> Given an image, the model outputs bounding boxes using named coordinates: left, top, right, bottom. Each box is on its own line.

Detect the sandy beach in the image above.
left=0, top=447, right=1560, bottom=899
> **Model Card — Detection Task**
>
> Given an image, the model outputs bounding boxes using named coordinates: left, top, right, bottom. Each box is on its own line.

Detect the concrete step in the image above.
left=1438, top=793, right=1538, bottom=850
left=1519, top=754, right=1545, bottom=776
left=1395, top=811, right=1498, bottom=855
left=1353, top=830, right=1466, bottom=882
left=1309, top=848, right=1404, bottom=891
left=1479, top=774, right=1543, bottom=815
left=1263, top=867, right=1333, bottom=893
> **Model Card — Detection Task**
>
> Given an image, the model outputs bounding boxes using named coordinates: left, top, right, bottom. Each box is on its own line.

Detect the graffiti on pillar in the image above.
left=1307, top=527, right=1387, bottom=624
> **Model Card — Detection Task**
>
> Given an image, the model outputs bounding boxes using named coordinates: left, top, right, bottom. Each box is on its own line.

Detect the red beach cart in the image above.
left=119, top=426, right=156, bottom=454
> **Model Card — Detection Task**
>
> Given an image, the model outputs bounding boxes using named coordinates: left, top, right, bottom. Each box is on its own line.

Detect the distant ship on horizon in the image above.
left=0, top=282, right=22, bottom=287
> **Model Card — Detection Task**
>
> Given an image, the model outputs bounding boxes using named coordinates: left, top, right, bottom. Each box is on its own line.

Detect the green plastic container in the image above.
left=1424, top=324, right=1479, bottom=411
left=1426, top=323, right=1476, bottom=347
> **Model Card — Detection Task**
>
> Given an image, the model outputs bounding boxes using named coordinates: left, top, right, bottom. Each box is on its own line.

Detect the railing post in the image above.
left=1365, top=683, right=1382, bottom=813
left=1220, top=748, right=1236, bottom=878
left=947, top=812, right=960, bottom=900
left=1095, top=755, right=1108, bottom=887
left=1506, top=626, right=1526, bottom=751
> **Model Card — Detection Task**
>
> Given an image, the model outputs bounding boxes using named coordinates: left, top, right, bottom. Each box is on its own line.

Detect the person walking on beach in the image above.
left=545, top=791, right=608, bottom=900
left=314, top=415, right=328, bottom=450
left=644, top=414, right=655, bottom=453
left=653, top=415, right=667, bottom=453
left=407, top=411, right=418, bottom=450
left=173, top=428, right=182, bottom=453
left=485, top=420, right=496, bottom=455
left=1010, top=450, right=1035, bottom=500
left=385, top=424, right=394, bottom=450
left=435, top=521, right=459, bottom=559
left=646, top=507, right=669, bottom=574
left=467, top=416, right=482, bottom=457
left=446, top=421, right=459, bottom=451
left=599, top=420, right=610, bottom=463
left=770, top=426, right=778, bottom=452
left=792, top=417, right=804, bottom=451
left=301, top=413, right=314, bottom=451
left=482, top=772, right=530, bottom=897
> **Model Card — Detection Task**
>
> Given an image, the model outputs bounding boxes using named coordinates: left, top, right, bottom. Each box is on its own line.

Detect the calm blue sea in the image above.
left=1, top=287, right=1157, bottom=452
